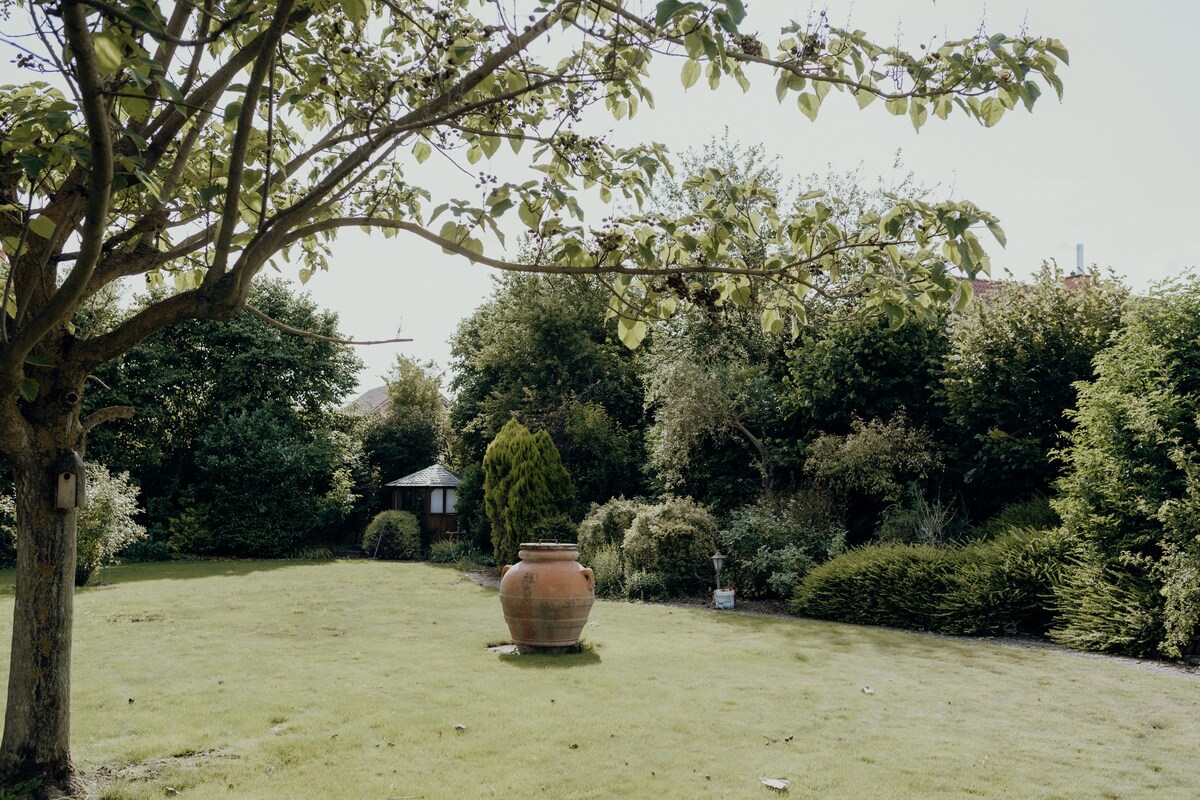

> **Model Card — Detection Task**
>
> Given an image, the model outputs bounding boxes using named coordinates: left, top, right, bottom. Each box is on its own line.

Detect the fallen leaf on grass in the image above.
left=760, top=777, right=789, bottom=792
left=862, top=686, right=874, bottom=695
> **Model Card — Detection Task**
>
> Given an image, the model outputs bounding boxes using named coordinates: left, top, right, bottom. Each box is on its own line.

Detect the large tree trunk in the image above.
left=0, top=408, right=82, bottom=797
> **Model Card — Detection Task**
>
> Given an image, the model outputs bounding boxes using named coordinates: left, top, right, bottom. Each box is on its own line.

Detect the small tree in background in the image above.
left=943, top=265, right=1127, bottom=514
left=483, top=420, right=574, bottom=567
left=362, top=356, right=447, bottom=492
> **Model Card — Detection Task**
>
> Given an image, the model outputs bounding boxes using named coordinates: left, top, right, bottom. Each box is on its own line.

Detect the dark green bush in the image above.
left=529, top=513, right=578, bottom=543
left=717, top=494, right=847, bottom=599
left=1052, top=276, right=1200, bottom=658
left=792, top=543, right=958, bottom=630
left=119, top=539, right=173, bottom=563
left=626, top=570, right=672, bottom=601
left=971, top=497, right=1059, bottom=541
left=623, top=497, right=718, bottom=594
left=938, top=527, right=1074, bottom=636
left=363, top=511, right=422, bottom=560
left=792, top=528, right=1073, bottom=636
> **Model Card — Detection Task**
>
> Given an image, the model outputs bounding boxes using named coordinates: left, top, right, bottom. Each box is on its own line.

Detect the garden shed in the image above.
left=384, top=464, right=461, bottom=542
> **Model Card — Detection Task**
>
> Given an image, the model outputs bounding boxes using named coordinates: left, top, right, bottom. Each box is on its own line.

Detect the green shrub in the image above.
left=577, top=497, right=642, bottom=562
left=75, top=465, right=148, bottom=586
left=623, top=497, right=718, bottom=594
left=792, top=543, right=958, bottom=630
left=483, top=420, right=575, bottom=567
left=717, top=494, right=847, bottom=599
left=119, top=538, right=173, bottom=563
left=971, top=497, right=1059, bottom=541
left=938, top=528, right=1074, bottom=636
left=363, top=511, right=422, bottom=560
left=626, top=570, right=672, bottom=601
left=428, top=539, right=484, bottom=565
left=1051, top=276, right=1200, bottom=658
left=792, top=529, right=1074, bottom=637
left=529, top=513, right=578, bottom=543
left=876, top=490, right=966, bottom=546
left=588, top=543, right=627, bottom=598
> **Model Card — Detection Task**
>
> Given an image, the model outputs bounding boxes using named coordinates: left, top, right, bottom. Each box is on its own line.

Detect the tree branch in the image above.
left=244, top=304, right=412, bottom=346
left=2, top=0, right=114, bottom=371
left=81, top=405, right=134, bottom=434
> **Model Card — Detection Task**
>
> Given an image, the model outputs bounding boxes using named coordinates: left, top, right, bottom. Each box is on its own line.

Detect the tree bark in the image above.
left=0, top=406, right=83, bottom=797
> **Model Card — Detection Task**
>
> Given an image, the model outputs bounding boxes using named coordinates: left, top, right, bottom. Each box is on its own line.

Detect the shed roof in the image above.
left=342, top=385, right=390, bottom=416
left=384, top=464, right=462, bottom=488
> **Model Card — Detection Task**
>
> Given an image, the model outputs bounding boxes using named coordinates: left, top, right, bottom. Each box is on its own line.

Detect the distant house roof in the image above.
left=342, top=385, right=390, bottom=416
left=342, top=384, right=452, bottom=417
left=384, top=464, right=462, bottom=489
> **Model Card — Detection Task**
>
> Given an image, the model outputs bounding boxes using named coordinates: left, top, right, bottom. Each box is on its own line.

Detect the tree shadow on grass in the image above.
left=0, top=560, right=333, bottom=597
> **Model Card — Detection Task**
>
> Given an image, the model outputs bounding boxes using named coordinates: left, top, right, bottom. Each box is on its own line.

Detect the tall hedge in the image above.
left=1052, top=277, right=1200, bottom=659
left=483, top=420, right=574, bottom=567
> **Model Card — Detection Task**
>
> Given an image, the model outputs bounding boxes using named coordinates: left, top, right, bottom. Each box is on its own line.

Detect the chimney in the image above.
left=1065, top=244, right=1091, bottom=291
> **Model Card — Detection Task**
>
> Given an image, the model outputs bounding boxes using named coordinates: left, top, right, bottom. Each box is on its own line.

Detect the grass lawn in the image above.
left=0, top=561, right=1197, bottom=799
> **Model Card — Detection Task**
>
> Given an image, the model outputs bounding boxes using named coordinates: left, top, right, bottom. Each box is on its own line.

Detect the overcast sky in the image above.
left=4, top=1, right=1198, bottom=397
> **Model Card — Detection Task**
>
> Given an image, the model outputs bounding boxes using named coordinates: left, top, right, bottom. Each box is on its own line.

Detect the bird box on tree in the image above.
left=54, top=450, right=86, bottom=511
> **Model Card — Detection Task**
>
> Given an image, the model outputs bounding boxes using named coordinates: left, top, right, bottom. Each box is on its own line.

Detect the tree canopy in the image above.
left=0, top=0, right=1067, bottom=790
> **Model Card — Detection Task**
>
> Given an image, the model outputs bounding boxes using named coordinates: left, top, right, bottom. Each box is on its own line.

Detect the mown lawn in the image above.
left=0, top=561, right=1196, bottom=799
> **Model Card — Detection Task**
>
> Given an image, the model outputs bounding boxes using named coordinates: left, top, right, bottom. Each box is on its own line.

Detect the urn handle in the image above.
left=501, top=564, right=511, bottom=578
left=581, top=566, right=594, bottom=592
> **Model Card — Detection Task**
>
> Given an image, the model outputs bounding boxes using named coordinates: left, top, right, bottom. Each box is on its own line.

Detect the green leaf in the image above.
left=986, top=221, right=1007, bottom=248
left=654, top=0, right=685, bottom=27
left=979, top=97, right=1004, bottom=127
left=680, top=60, right=701, bottom=89
left=712, top=8, right=737, bottom=34
left=761, top=307, right=784, bottom=335
left=224, top=101, right=243, bottom=125
left=1044, top=38, right=1070, bottom=66
left=855, top=89, right=876, bottom=109
left=723, top=0, right=746, bottom=25
left=17, top=378, right=38, bottom=402
left=93, top=31, right=125, bottom=75
left=885, top=96, right=908, bottom=116
left=796, top=92, right=820, bottom=122
left=909, top=99, right=927, bottom=132
left=952, top=279, right=975, bottom=313
left=518, top=201, right=541, bottom=230
left=413, top=141, right=432, bottom=163
left=28, top=215, right=56, bottom=240
left=617, top=316, right=648, bottom=349
left=340, top=0, right=369, bottom=23
left=23, top=355, right=53, bottom=368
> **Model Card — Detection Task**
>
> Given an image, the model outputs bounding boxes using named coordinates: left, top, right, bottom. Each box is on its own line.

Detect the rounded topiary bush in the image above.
left=577, top=497, right=641, bottom=562
left=791, top=543, right=959, bottom=630
left=622, top=497, right=717, bottom=594
left=363, top=511, right=422, bottom=560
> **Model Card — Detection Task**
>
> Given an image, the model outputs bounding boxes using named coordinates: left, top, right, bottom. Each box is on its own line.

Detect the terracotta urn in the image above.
left=499, top=543, right=595, bottom=651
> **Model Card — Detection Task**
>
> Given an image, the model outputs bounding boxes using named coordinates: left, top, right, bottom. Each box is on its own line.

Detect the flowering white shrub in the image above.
left=76, top=465, right=147, bottom=585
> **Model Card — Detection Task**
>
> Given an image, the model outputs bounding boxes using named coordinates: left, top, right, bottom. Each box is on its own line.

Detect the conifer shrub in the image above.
left=938, top=527, right=1074, bottom=636
left=622, top=497, right=718, bottom=594
left=791, top=528, right=1074, bottom=636
left=363, top=510, right=421, bottom=560
left=1052, top=277, right=1200, bottom=659
left=792, top=543, right=958, bottom=630
left=483, top=420, right=575, bottom=567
